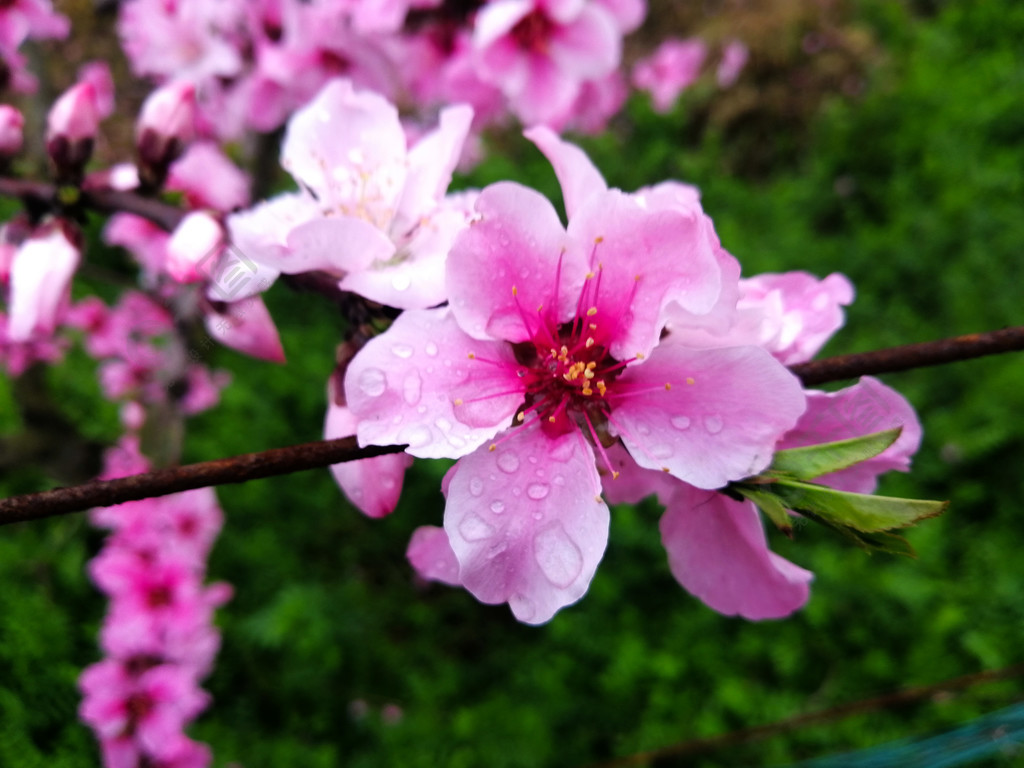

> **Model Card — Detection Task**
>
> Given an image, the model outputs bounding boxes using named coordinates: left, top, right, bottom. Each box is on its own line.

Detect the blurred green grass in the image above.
left=2, top=3, right=1024, bottom=766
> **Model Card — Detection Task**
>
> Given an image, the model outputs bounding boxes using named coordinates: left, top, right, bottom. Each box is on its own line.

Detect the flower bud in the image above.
left=7, top=221, right=82, bottom=342
left=136, top=80, right=197, bottom=191
left=166, top=211, right=223, bottom=283
left=0, top=105, right=24, bottom=158
left=46, top=82, right=100, bottom=183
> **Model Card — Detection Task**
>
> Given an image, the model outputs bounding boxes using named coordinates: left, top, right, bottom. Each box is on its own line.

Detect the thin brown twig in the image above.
left=588, top=663, right=1024, bottom=768
left=0, top=438, right=406, bottom=526
left=1, top=326, right=1022, bottom=526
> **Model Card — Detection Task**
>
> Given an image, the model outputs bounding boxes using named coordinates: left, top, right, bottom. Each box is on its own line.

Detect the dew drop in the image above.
left=392, top=343, right=414, bottom=359
left=458, top=513, right=495, bottom=542
left=527, top=483, right=550, bottom=500
left=496, top=451, right=520, bottom=474
left=425, top=342, right=439, bottom=357
left=552, top=475, right=566, bottom=486
left=357, top=368, right=387, bottom=397
left=490, top=500, right=506, bottom=514
left=532, top=511, right=544, bottom=521
left=402, top=371, right=422, bottom=405
left=704, top=415, right=724, bottom=434
left=650, top=443, right=674, bottom=459
left=391, top=273, right=412, bottom=292
left=671, top=415, right=691, bottom=431
left=636, top=422, right=651, bottom=436
left=468, top=477, right=484, bottom=496
left=417, top=405, right=427, bottom=414
left=434, top=417, right=452, bottom=432
left=398, top=424, right=432, bottom=448
left=533, top=524, right=583, bottom=588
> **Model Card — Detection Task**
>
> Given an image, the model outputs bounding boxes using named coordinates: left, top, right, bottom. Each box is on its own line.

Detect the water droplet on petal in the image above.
left=704, top=415, right=724, bottom=434
left=357, top=368, right=387, bottom=397
left=392, top=343, right=414, bottom=359
left=533, top=524, right=583, bottom=588
left=552, top=475, right=566, bottom=486
left=671, top=415, right=691, bottom=431
left=509, top=593, right=536, bottom=622
left=402, top=371, right=422, bottom=405
left=532, top=511, right=544, bottom=521
left=469, top=477, right=484, bottom=496
left=636, top=422, right=651, bottom=436
left=391, top=273, right=411, bottom=291
left=527, top=483, right=550, bottom=500
left=434, top=417, right=452, bottom=432
left=458, top=513, right=495, bottom=542
left=490, top=500, right=506, bottom=514
left=398, top=425, right=432, bottom=449
left=425, top=342, right=439, bottom=357
left=650, top=443, right=674, bottom=459
left=417, top=405, right=427, bottom=414
left=496, top=451, right=520, bottom=474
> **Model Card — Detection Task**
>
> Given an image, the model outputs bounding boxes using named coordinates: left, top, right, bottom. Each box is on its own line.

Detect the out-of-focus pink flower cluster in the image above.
left=0, top=0, right=68, bottom=93
left=631, top=37, right=749, bottom=113
left=79, top=439, right=230, bottom=768
left=116, top=0, right=646, bottom=137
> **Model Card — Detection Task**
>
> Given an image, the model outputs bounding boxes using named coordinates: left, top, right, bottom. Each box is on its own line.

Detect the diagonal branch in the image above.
left=1, top=325, right=1022, bottom=526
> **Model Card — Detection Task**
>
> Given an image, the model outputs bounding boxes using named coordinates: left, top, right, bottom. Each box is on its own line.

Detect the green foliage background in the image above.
left=2, top=3, right=1023, bottom=766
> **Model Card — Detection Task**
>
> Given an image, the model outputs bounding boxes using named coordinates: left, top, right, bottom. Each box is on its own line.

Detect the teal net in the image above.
left=779, top=702, right=1024, bottom=767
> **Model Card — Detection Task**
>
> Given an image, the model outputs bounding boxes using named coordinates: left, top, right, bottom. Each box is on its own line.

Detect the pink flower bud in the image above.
left=0, top=105, right=24, bottom=157
left=46, top=81, right=100, bottom=182
left=136, top=81, right=197, bottom=188
left=7, top=222, right=81, bottom=342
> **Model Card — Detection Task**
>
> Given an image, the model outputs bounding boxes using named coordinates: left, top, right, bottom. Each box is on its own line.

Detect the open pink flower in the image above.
left=228, top=78, right=474, bottom=308
left=632, top=37, right=706, bottom=113
left=347, top=138, right=805, bottom=623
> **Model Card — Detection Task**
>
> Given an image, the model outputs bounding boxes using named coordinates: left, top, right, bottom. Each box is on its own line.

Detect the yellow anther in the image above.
left=635, top=352, right=645, bottom=360
left=560, top=345, right=569, bottom=357
left=664, top=383, right=672, bottom=390
left=467, top=352, right=475, bottom=359
left=549, top=348, right=558, bottom=358
left=516, top=412, right=525, bottom=423
left=582, top=387, right=593, bottom=396
left=686, top=377, right=695, bottom=385
left=537, top=304, right=543, bottom=312
left=586, top=361, right=597, bottom=370
left=585, top=337, right=595, bottom=348
left=584, top=370, right=595, bottom=380
left=661, top=467, right=670, bottom=473
left=586, top=307, right=598, bottom=317
left=589, top=323, right=597, bottom=331
left=512, top=285, right=518, bottom=296
left=595, top=236, right=604, bottom=244
left=612, top=471, right=620, bottom=480
left=488, top=444, right=497, bottom=452
left=548, top=415, right=557, bottom=423
left=597, top=381, right=607, bottom=396
left=454, top=398, right=464, bottom=406
left=585, top=271, right=595, bottom=280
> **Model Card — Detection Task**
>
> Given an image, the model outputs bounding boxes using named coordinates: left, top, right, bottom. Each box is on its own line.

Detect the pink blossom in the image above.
left=105, top=214, right=170, bottom=282
left=167, top=142, right=250, bottom=212
left=228, top=78, right=475, bottom=308
left=350, top=140, right=805, bottom=622
left=78, top=61, right=116, bottom=119
left=632, top=38, right=707, bottom=113
left=166, top=212, right=224, bottom=284
left=0, top=105, right=23, bottom=156
left=717, top=39, right=748, bottom=88
left=6, top=223, right=80, bottom=342
left=473, top=0, right=624, bottom=126
left=46, top=80, right=100, bottom=176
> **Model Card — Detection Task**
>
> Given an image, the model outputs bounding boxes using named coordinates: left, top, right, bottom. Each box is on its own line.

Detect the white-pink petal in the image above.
left=524, top=125, right=607, bottom=219
left=407, top=525, right=462, bottom=586
left=444, top=426, right=609, bottom=624
left=204, top=295, right=285, bottom=363
left=7, top=226, right=79, bottom=341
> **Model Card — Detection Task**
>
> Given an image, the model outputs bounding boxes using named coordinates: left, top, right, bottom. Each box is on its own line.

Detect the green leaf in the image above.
left=770, top=478, right=948, bottom=533
left=736, top=486, right=795, bottom=535
left=794, top=507, right=919, bottom=557
left=769, top=428, right=903, bottom=481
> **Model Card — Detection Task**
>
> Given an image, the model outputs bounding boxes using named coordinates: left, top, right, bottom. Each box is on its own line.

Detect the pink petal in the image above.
left=284, top=216, right=396, bottom=274
left=346, top=307, right=524, bottom=459
left=566, top=189, right=721, bottom=360
left=602, top=441, right=679, bottom=506
left=548, top=4, right=620, bottom=80
left=524, top=125, right=607, bottom=219
left=444, top=426, right=609, bottom=624
left=407, top=525, right=462, bottom=585
left=204, top=295, right=285, bottom=363
left=780, top=377, right=922, bottom=493
left=166, top=211, right=223, bottom=283
left=446, top=182, right=582, bottom=342
left=660, top=485, right=812, bottom=619
left=7, top=226, right=80, bottom=341
left=612, top=343, right=805, bottom=488
left=325, top=401, right=412, bottom=517
left=473, top=0, right=534, bottom=49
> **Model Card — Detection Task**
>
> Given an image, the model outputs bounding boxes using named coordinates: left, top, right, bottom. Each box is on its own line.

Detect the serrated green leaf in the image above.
left=736, top=486, right=794, bottom=535
left=769, top=428, right=903, bottom=481
left=770, top=478, right=948, bottom=533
